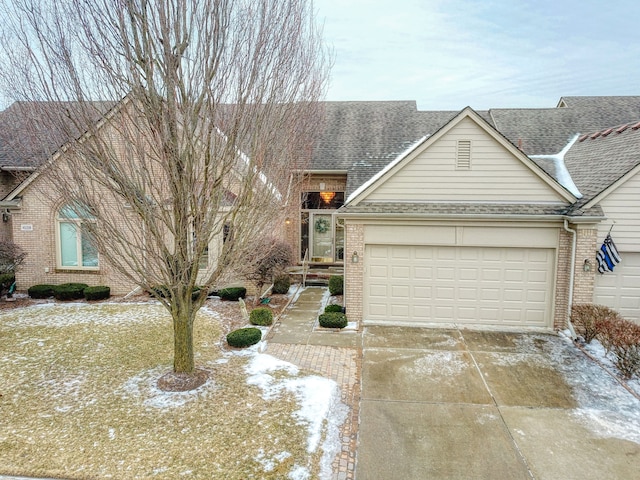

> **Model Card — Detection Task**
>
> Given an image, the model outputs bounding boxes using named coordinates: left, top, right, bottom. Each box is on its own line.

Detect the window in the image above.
left=57, top=204, right=99, bottom=269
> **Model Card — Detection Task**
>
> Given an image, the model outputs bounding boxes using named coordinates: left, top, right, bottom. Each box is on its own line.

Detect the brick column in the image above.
left=344, top=223, right=364, bottom=325
left=574, top=226, right=597, bottom=304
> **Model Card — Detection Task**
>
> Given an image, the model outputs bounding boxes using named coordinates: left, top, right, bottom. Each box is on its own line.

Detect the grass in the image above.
left=0, top=302, right=326, bottom=479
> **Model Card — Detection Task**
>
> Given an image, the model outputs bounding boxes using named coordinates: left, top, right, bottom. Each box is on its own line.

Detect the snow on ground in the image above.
left=522, top=332, right=640, bottom=444
left=246, top=353, right=348, bottom=480
left=1, top=302, right=349, bottom=479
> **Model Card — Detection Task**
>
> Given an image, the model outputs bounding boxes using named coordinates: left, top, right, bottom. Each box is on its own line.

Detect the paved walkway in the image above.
left=266, top=287, right=361, bottom=480
left=267, top=287, right=640, bottom=480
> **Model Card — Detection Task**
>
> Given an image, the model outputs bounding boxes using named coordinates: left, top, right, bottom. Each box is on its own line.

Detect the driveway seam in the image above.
left=460, top=329, right=536, bottom=480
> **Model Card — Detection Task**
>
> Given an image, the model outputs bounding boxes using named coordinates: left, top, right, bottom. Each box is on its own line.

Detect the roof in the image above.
left=0, top=101, right=116, bottom=169
left=564, top=120, right=640, bottom=207
left=312, top=96, right=640, bottom=196
left=3, top=95, right=640, bottom=205
left=338, top=202, right=602, bottom=218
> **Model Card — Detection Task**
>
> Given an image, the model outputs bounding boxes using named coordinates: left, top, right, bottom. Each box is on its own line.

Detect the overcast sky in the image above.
left=315, top=0, right=640, bottom=110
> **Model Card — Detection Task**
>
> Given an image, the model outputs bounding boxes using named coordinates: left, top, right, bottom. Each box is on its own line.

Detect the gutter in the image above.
left=335, top=212, right=606, bottom=223
left=562, top=219, right=579, bottom=340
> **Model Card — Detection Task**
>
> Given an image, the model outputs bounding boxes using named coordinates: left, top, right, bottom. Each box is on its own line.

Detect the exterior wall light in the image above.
left=351, top=251, right=359, bottom=263
left=583, top=258, right=592, bottom=272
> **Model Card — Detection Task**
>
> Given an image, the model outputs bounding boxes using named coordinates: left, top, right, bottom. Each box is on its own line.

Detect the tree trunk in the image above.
left=172, top=301, right=195, bottom=373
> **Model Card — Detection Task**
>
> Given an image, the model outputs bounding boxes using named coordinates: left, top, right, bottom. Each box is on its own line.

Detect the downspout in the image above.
left=563, top=219, right=578, bottom=340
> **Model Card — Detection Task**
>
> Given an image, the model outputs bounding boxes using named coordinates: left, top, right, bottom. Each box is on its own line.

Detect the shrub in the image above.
left=218, top=286, right=246, bottom=301
left=272, top=273, right=291, bottom=295
left=597, top=317, right=640, bottom=379
left=54, top=283, right=89, bottom=301
left=0, top=241, right=26, bottom=274
left=250, top=307, right=273, bottom=326
left=328, top=275, right=343, bottom=296
left=571, top=304, right=620, bottom=344
left=28, top=284, right=57, bottom=299
left=0, top=272, right=15, bottom=290
left=324, top=304, right=343, bottom=313
left=243, top=239, right=293, bottom=298
left=319, top=312, right=348, bottom=329
left=84, top=285, right=111, bottom=301
left=226, top=327, right=262, bottom=348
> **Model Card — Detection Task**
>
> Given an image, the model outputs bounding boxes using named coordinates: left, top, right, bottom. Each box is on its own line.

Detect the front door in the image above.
left=311, top=213, right=333, bottom=262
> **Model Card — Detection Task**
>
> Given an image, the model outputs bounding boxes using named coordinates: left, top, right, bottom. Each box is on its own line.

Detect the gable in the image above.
left=596, top=169, right=640, bottom=252
left=360, top=114, right=572, bottom=204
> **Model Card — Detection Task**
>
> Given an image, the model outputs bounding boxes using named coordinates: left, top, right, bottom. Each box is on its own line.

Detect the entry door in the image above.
left=311, top=213, right=333, bottom=262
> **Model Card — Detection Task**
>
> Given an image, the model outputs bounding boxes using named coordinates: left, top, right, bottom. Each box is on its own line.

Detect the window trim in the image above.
left=55, top=206, right=100, bottom=271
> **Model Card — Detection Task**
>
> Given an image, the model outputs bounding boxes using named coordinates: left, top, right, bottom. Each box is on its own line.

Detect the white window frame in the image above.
left=56, top=206, right=99, bottom=271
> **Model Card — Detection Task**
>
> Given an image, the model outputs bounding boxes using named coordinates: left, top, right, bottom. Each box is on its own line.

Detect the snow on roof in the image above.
left=345, top=135, right=429, bottom=204
left=530, top=133, right=582, bottom=199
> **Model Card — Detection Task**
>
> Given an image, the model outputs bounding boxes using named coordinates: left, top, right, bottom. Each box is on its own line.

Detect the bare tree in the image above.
left=0, top=0, right=328, bottom=386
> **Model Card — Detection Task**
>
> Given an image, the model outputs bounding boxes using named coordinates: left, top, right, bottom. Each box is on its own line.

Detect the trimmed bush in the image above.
left=218, top=286, right=246, bottom=301
left=571, top=304, right=621, bottom=344
left=328, top=275, right=343, bottom=296
left=226, top=327, right=262, bottom=348
left=324, top=304, right=343, bottom=313
left=319, top=312, right=348, bottom=329
left=54, top=283, right=89, bottom=301
left=597, top=317, right=640, bottom=379
left=250, top=307, right=273, bottom=326
left=28, top=284, right=57, bottom=299
left=84, top=285, right=111, bottom=301
left=272, top=273, right=291, bottom=295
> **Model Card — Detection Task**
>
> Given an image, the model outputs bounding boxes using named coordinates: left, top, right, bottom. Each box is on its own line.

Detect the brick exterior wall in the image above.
left=554, top=224, right=598, bottom=330
left=12, top=179, right=137, bottom=295
left=344, top=222, right=364, bottom=324
left=574, top=226, right=598, bottom=304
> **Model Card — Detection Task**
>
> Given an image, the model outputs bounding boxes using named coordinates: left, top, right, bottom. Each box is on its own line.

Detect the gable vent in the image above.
left=456, top=140, right=471, bottom=169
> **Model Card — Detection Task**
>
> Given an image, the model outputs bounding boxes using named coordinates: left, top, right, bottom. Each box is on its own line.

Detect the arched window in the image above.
left=57, top=204, right=99, bottom=269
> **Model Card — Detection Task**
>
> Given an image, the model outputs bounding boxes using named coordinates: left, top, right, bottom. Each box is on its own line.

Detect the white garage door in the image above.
left=594, top=252, right=640, bottom=324
left=365, top=244, right=554, bottom=327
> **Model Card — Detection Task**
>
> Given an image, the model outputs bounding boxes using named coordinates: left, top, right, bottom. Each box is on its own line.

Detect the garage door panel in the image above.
left=391, top=266, right=410, bottom=279
left=414, top=266, right=432, bottom=279
left=369, top=265, right=388, bottom=277
left=594, top=252, right=640, bottom=324
left=369, top=285, right=387, bottom=296
left=413, top=286, right=431, bottom=299
left=365, top=244, right=554, bottom=327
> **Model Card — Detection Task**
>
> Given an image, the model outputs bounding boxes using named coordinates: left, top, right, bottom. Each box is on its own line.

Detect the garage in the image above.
left=364, top=244, right=555, bottom=327
left=594, top=252, right=640, bottom=324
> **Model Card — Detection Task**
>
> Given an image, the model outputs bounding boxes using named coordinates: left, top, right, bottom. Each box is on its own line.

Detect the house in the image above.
left=1, top=95, right=640, bottom=329
left=295, top=96, right=640, bottom=329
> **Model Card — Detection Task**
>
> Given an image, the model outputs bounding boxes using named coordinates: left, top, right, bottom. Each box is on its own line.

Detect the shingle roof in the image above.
left=0, top=101, right=115, bottom=168
left=311, top=101, right=487, bottom=195
left=312, top=97, right=640, bottom=196
left=564, top=120, right=640, bottom=206
left=339, top=201, right=605, bottom=219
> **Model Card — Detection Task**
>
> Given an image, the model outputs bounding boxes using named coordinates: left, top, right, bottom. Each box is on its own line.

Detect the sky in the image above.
left=315, top=0, right=640, bottom=110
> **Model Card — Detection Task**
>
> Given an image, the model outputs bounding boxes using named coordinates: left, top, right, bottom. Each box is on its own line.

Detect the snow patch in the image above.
left=118, top=366, right=213, bottom=409
left=245, top=353, right=348, bottom=479
left=530, top=134, right=582, bottom=198
left=405, top=351, right=467, bottom=376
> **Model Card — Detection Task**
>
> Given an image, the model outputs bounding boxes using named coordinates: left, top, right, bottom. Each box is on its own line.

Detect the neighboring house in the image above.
left=1, top=95, right=640, bottom=329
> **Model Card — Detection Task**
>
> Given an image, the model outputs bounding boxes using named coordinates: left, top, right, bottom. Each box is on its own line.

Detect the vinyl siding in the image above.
left=365, top=117, right=567, bottom=203
left=598, top=171, right=640, bottom=252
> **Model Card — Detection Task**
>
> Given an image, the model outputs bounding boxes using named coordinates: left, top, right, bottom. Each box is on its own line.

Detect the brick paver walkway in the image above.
left=266, top=287, right=361, bottom=480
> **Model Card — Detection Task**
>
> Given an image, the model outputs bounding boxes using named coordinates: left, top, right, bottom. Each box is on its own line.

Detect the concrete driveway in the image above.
left=357, top=326, right=640, bottom=480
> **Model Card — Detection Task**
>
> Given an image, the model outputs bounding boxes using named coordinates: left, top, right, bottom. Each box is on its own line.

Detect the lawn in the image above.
left=0, top=301, right=345, bottom=479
